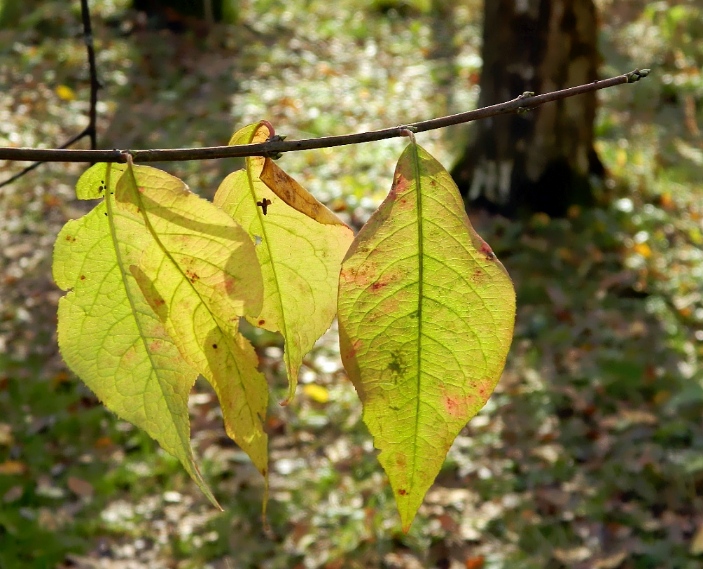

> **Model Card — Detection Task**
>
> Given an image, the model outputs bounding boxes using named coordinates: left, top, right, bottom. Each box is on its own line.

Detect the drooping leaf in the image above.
left=53, top=163, right=218, bottom=508
left=114, top=163, right=269, bottom=476
left=215, top=122, right=354, bottom=404
left=337, top=142, right=516, bottom=531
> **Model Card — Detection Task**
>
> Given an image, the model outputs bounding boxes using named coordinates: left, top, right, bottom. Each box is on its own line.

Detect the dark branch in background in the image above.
left=0, top=69, right=650, bottom=169
left=80, top=0, right=99, bottom=151
left=0, top=0, right=99, bottom=188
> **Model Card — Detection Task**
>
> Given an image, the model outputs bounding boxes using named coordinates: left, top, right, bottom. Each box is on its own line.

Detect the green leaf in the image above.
left=337, top=143, right=515, bottom=531
left=114, top=163, right=269, bottom=476
left=53, top=163, right=218, bottom=508
left=216, top=122, right=354, bottom=404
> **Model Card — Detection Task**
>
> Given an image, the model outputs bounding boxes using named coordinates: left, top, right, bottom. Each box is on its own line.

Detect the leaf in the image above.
left=337, top=143, right=515, bottom=531
left=114, top=163, right=269, bottom=476
left=215, top=122, right=353, bottom=404
left=53, top=163, right=218, bottom=507
left=303, top=383, right=330, bottom=404
left=0, top=461, right=27, bottom=475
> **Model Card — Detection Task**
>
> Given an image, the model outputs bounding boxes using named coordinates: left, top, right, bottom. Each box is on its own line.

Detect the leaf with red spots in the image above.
left=215, top=122, right=353, bottom=404
left=337, top=142, right=515, bottom=531
left=53, top=163, right=220, bottom=508
left=113, top=163, right=268, bottom=477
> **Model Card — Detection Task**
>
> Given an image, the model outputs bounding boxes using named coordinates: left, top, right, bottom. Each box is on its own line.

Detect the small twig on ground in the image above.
left=0, top=0, right=100, bottom=188
left=0, top=69, right=650, bottom=168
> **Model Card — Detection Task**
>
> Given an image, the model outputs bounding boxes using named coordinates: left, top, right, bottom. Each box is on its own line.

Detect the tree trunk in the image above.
left=451, top=0, right=603, bottom=217
left=133, top=0, right=238, bottom=26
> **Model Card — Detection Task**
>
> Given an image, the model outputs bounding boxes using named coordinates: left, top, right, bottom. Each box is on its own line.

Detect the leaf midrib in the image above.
left=411, top=142, right=424, bottom=508
left=105, top=165, right=191, bottom=451
left=246, top=159, right=295, bottom=401
left=122, top=165, right=262, bottom=431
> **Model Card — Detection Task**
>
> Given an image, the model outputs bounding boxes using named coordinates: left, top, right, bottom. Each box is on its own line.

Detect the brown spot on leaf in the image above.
left=340, top=262, right=379, bottom=287
left=65, top=235, right=76, bottom=242
left=345, top=339, right=363, bottom=360
left=472, top=269, right=486, bottom=283
left=475, top=380, right=493, bottom=401
left=396, top=454, right=407, bottom=469
left=121, top=345, right=139, bottom=364
left=258, top=319, right=266, bottom=326
left=224, top=277, right=237, bottom=295
left=443, top=394, right=464, bottom=418
left=79, top=275, right=86, bottom=280
left=479, top=241, right=496, bottom=261
left=185, top=270, right=199, bottom=283
left=369, top=268, right=405, bottom=293
left=398, top=488, right=408, bottom=496
left=393, top=173, right=411, bottom=195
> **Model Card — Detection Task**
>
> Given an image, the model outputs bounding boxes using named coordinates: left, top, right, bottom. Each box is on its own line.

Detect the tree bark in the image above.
left=451, top=0, right=603, bottom=217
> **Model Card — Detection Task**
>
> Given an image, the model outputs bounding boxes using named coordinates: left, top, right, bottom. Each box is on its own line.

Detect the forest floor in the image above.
left=1, top=1, right=703, bottom=568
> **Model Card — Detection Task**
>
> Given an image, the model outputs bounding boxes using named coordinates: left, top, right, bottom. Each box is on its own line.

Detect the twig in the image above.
left=80, top=0, right=100, bottom=151
left=0, top=69, right=650, bottom=167
left=0, top=0, right=100, bottom=188
left=0, top=130, right=89, bottom=187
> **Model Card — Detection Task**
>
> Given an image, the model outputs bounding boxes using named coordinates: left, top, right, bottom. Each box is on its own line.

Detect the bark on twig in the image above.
left=0, top=69, right=649, bottom=169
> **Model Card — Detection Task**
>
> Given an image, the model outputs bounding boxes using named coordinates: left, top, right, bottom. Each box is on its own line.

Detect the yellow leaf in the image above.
left=55, top=85, right=76, bottom=101
left=55, top=163, right=219, bottom=508
left=217, top=122, right=353, bottom=405
left=659, top=192, right=674, bottom=209
left=633, top=242, right=652, bottom=258
left=303, top=383, right=330, bottom=403
left=0, top=461, right=26, bottom=475
left=616, top=147, right=627, bottom=167
left=115, top=163, right=269, bottom=477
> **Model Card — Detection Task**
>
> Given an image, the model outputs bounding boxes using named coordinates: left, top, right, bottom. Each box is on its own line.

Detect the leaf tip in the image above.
left=279, top=383, right=296, bottom=407
left=399, top=511, right=418, bottom=534
left=400, top=511, right=416, bottom=534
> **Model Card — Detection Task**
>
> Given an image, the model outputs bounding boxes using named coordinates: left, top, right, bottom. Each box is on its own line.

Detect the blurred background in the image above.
left=0, top=0, right=702, bottom=567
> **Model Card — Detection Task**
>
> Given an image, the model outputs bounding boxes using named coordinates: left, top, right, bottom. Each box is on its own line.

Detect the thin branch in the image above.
left=80, top=0, right=100, bottom=151
left=0, top=130, right=89, bottom=187
left=0, top=68, right=650, bottom=167
left=0, top=0, right=100, bottom=188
